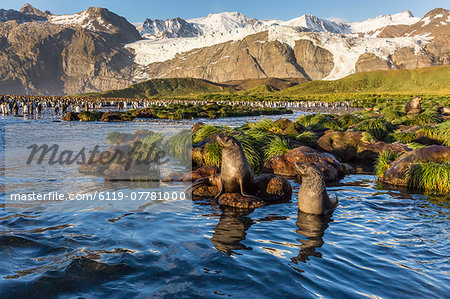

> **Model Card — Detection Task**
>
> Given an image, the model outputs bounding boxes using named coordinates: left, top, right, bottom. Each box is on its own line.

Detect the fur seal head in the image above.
left=216, top=134, right=240, bottom=149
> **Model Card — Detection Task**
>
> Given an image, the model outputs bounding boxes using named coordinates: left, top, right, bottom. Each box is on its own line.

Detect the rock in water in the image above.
left=218, top=193, right=264, bottom=209
left=62, top=112, right=79, bottom=121
left=251, top=173, right=292, bottom=203
left=380, top=145, right=450, bottom=187
left=261, top=146, right=344, bottom=182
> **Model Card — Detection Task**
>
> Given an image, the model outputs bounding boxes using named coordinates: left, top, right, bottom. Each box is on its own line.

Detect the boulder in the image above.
left=251, top=173, right=292, bottom=203
left=261, top=146, right=344, bottom=182
left=101, top=111, right=122, bottom=122
left=162, top=166, right=220, bottom=183
left=78, top=164, right=107, bottom=175
left=161, top=172, right=184, bottom=182
left=405, top=97, right=422, bottom=115
left=218, top=193, right=264, bottom=209
left=317, top=130, right=410, bottom=162
left=182, top=165, right=220, bottom=182
left=380, top=145, right=450, bottom=187
left=62, top=112, right=79, bottom=121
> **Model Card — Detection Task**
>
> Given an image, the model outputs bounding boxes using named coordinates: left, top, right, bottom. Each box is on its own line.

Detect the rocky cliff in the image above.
left=0, top=21, right=135, bottom=95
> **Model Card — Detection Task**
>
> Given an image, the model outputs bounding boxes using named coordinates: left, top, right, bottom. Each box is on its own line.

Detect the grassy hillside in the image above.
left=281, top=66, right=450, bottom=95
left=77, top=66, right=450, bottom=101
left=223, top=77, right=306, bottom=91
left=79, top=78, right=234, bottom=98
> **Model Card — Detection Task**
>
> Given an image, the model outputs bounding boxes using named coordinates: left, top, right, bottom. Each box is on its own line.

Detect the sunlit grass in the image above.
left=192, top=125, right=223, bottom=144
left=390, top=131, right=416, bottom=144
left=375, top=150, right=401, bottom=177
left=356, top=118, right=395, bottom=141
left=408, top=162, right=450, bottom=194
left=296, top=114, right=340, bottom=130
left=167, top=130, right=192, bottom=161
left=203, top=141, right=222, bottom=167
left=295, top=131, right=318, bottom=147
left=263, top=136, right=291, bottom=160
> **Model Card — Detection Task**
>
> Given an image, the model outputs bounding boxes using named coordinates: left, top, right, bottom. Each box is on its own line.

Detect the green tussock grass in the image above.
left=133, top=132, right=165, bottom=161
left=406, top=142, right=426, bottom=149
left=295, top=131, right=318, bottom=147
left=404, top=110, right=444, bottom=126
left=337, top=114, right=361, bottom=129
left=356, top=118, right=395, bottom=141
left=361, top=131, right=377, bottom=143
left=296, top=114, right=340, bottom=130
left=375, top=151, right=401, bottom=177
left=390, top=131, right=416, bottom=144
left=203, top=141, right=222, bottom=167
left=167, top=130, right=192, bottom=161
left=407, top=162, right=450, bottom=194
left=192, top=125, right=225, bottom=144
left=263, top=136, right=291, bottom=160
left=381, top=108, right=405, bottom=123
left=247, top=119, right=275, bottom=132
left=419, top=121, right=450, bottom=146
left=436, top=121, right=450, bottom=146
left=78, top=111, right=102, bottom=121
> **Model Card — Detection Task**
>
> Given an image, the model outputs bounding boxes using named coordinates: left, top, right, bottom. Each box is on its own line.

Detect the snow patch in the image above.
left=421, top=16, right=431, bottom=26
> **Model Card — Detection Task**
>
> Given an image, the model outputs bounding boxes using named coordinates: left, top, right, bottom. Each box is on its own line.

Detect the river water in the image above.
left=0, top=113, right=449, bottom=298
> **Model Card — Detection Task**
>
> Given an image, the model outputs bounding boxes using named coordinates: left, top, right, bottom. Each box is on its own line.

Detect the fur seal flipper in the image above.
left=295, top=162, right=338, bottom=215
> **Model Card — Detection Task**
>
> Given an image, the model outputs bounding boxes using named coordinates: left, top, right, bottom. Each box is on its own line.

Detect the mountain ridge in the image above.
left=0, top=4, right=448, bottom=95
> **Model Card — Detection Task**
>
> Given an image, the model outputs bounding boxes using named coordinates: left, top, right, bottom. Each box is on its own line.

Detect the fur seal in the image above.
left=187, top=134, right=260, bottom=202
left=214, top=134, right=259, bottom=201
left=295, top=162, right=338, bottom=215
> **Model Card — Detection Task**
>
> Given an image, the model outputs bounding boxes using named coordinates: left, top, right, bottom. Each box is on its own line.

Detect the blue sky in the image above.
left=1, top=0, right=448, bottom=23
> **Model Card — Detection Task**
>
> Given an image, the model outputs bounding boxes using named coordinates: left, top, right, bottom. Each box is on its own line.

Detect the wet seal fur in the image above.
left=295, top=162, right=338, bottom=215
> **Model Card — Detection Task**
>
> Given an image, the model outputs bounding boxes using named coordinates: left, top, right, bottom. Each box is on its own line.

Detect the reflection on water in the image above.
left=211, top=207, right=254, bottom=255
left=292, top=211, right=333, bottom=264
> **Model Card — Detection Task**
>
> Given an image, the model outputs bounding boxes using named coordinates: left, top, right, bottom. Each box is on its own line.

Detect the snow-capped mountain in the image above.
left=49, top=7, right=141, bottom=43
left=188, top=12, right=262, bottom=35
left=278, top=15, right=349, bottom=33
left=138, top=17, right=200, bottom=39
left=347, top=10, right=420, bottom=34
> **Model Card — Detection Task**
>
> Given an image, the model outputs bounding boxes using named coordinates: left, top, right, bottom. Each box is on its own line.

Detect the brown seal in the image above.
left=214, top=134, right=260, bottom=201
left=295, top=162, right=338, bottom=215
